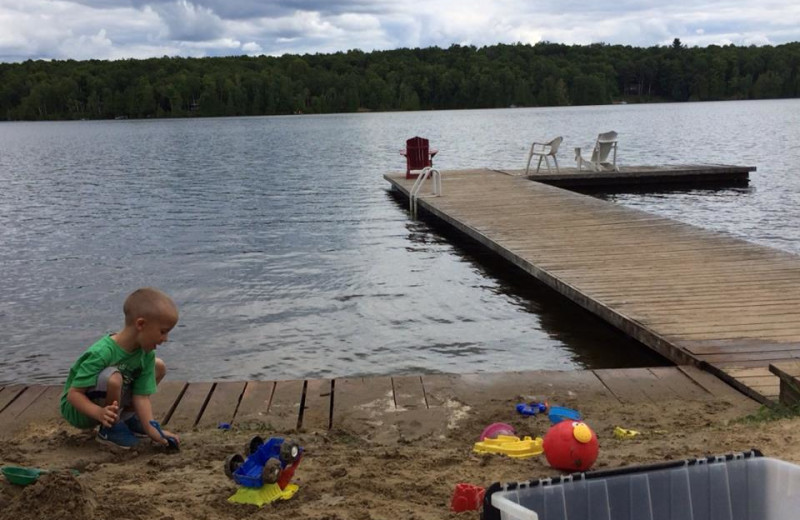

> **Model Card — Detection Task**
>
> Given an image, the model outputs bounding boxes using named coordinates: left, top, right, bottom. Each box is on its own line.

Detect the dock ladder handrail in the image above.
left=409, top=167, right=442, bottom=219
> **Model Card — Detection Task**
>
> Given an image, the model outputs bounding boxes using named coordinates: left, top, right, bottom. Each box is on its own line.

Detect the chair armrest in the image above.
left=429, top=149, right=438, bottom=157
left=530, top=143, right=551, bottom=154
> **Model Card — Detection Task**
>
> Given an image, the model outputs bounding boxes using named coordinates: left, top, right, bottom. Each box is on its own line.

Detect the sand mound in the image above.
left=0, top=471, right=95, bottom=520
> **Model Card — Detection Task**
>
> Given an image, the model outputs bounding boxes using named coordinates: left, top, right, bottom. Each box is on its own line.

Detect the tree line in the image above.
left=1, top=39, right=799, bottom=121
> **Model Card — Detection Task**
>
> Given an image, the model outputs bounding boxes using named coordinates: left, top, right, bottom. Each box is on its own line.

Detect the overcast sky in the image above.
left=1, top=0, right=799, bottom=62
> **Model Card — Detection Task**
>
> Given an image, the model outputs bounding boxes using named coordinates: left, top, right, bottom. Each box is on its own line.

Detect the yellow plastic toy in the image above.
left=473, top=434, right=544, bottom=459
left=613, top=426, right=641, bottom=439
left=228, top=483, right=299, bottom=507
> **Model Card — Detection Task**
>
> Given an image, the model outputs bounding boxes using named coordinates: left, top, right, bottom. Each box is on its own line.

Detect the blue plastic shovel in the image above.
left=149, top=420, right=180, bottom=451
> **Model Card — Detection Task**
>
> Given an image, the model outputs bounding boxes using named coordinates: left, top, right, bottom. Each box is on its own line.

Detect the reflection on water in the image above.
left=1, top=99, right=798, bottom=383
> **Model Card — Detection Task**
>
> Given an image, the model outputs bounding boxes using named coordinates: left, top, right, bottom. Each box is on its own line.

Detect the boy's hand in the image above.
left=160, top=429, right=180, bottom=447
left=95, top=400, right=119, bottom=428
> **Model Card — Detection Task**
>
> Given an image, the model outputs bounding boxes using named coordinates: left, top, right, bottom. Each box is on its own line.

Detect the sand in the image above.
left=1, top=394, right=799, bottom=520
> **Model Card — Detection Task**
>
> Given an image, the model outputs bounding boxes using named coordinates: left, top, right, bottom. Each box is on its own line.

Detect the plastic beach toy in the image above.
left=548, top=406, right=582, bottom=424
left=2, top=466, right=79, bottom=486
left=473, top=435, right=544, bottom=459
left=226, top=436, right=303, bottom=506
left=228, top=482, right=299, bottom=507
left=543, top=420, right=598, bottom=471
left=451, top=483, right=485, bottom=512
left=516, top=401, right=548, bottom=416
left=479, top=422, right=516, bottom=441
left=614, top=426, right=641, bottom=439
left=149, top=420, right=180, bottom=450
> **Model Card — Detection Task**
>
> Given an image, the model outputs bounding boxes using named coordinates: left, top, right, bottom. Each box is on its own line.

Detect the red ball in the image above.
left=543, top=420, right=598, bottom=472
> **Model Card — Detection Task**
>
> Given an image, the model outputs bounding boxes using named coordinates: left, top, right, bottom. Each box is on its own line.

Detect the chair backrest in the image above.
left=548, top=136, right=563, bottom=155
left=591, top=131, right=618, bottom=162
left=405, top=136, right=432, bottom=171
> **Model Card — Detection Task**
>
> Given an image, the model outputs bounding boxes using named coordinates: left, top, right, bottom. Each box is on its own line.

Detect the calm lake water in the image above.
left=2, top=99, right=798, bottom=384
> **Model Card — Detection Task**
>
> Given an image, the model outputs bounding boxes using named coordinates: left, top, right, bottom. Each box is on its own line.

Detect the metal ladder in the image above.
left=409, top=167, right=441, bottom=219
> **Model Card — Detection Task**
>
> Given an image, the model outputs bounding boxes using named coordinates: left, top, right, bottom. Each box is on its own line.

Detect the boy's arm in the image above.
left=132, top=394, right=180, bottom=446
left=66, top=387, right=119, bottom=427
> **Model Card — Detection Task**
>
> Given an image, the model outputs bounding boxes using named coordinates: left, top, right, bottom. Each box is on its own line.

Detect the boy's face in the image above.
left=136, top=312, right=178, bottom=352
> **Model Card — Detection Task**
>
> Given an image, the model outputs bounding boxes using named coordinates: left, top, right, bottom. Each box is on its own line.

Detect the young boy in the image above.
left=61, top=287, right=181, bottom=449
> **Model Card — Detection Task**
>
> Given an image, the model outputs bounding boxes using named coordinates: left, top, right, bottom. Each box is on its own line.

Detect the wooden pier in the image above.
left=0, top=366, right=757, bottom=439
left=386, top=167, right=800, bottom=404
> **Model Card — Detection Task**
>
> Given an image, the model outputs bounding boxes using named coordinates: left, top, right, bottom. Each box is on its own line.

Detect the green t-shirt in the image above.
left=60, top=334, right=157, bottom=428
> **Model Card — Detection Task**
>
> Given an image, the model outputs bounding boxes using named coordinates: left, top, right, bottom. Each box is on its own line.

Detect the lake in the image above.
left=1, top=99, right=798, bottom=384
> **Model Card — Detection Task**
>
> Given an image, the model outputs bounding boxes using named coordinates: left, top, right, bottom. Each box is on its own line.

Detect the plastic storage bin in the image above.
left=483, top=450, right=800, bottom=520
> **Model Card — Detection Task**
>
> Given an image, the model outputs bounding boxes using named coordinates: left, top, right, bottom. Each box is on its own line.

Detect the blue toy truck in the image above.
left=224, top=436, right=302, bottom=488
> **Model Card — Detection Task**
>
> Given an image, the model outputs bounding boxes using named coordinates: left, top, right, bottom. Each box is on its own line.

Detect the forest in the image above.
left=1, top=39, right=799, bottom=120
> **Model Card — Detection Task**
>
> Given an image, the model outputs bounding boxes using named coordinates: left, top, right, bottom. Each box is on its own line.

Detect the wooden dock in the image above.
left=515, top=164, right=754, bottom=188
left=386, top=167, right=800, bottom=403
left=0, top=366, right=757, bottom=439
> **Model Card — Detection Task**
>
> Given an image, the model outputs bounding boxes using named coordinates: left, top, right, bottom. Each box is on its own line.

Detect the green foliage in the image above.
left=1, top=41, right=800, bottom=120
left=737, top=402, right=800, bottom=424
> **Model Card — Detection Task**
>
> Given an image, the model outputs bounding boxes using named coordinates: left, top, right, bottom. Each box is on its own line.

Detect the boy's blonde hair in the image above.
left=123, top=287, right=178, bottom=325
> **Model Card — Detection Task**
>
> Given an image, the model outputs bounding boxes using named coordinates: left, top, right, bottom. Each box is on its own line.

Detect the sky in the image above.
left=1, top=0, right=799, bottom=62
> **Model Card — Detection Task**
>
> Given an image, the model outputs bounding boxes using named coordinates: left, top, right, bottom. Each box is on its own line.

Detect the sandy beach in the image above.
left=2, top=383, right=798, bottom=520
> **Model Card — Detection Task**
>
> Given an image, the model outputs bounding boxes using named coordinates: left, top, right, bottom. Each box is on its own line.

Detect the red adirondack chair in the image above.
left=402, top=136, right=438, bottom=179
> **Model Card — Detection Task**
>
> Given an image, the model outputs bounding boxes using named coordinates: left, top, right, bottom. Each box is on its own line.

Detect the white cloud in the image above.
left=0, top=0, right=799, bottom=62
left=150, top=0, right=223, bottom=41
left=241, top=41, right=262, bottom=53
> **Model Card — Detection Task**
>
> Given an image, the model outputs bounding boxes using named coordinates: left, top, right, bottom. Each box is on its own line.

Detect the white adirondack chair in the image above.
left=575, top=131, right=619, bottom=172
left=525, top=136, right=563, bottom=175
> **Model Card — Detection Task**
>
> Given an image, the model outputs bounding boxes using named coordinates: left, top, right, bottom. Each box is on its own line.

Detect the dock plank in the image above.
left=423, top=370, right=616, bottom=408
left=266, top=379, right=304, bottom=432
left=301, top=379, right=332, bottom=431
left=768, top=362, right=800, bottom=407
left=331, top=377, right=394, bottom=433
left=151, top=380, right=188, bottom=423
left=678, top=366, right=751, bottom=403
left=196, top=381, right=246, bottom=429
left=647, top=367, right=713, bottom=401
left=0, top=384, right=26, bottom=414
left=163, top=381, right=213, bottom=430
left=0, top=385, right=47, bottom=435
left=5, top=386, right=64, bottom=436
left=233, top=381, right=275, bottom=427
left=594, top=369, right=659, bottom=404
left=392, top=375, right=427, bottom=410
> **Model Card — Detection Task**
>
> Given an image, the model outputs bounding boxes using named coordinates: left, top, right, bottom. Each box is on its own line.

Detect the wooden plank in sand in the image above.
left=0, top=386, right=63, bottom=437
left=13, top=385, right=62, bottom=423
left=678, top=366, right=751, bottom=403
left=392, top=375, right=427, bottom=410
left=423, top=370, right=614, bottom=408
left=717, top=366, right=780, bottom=400
left=594, top=368, right=683, bottom=404
left=647, top=367, right=713, bottom=401
left=163, top=381, right=214, bottom=429
left=330, top=377, right=394, bottom=432
left=300, top=379, right=333, bottom=432
left=150, top=380, right=188, bottom=423
left=265, top=379, right=305, bottom=433
left=0, top=385, right=48, bottom=434
left=0, top=384, right=27, bottom=414
left=768, top=362, right=800, bottom=407
left=195, top=381, right=246, bottom=429
left=232, top=381, right=275, bottom=427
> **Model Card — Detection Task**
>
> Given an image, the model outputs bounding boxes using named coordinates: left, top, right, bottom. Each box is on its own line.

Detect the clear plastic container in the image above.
left=484, top=450, right=800, bottom=520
